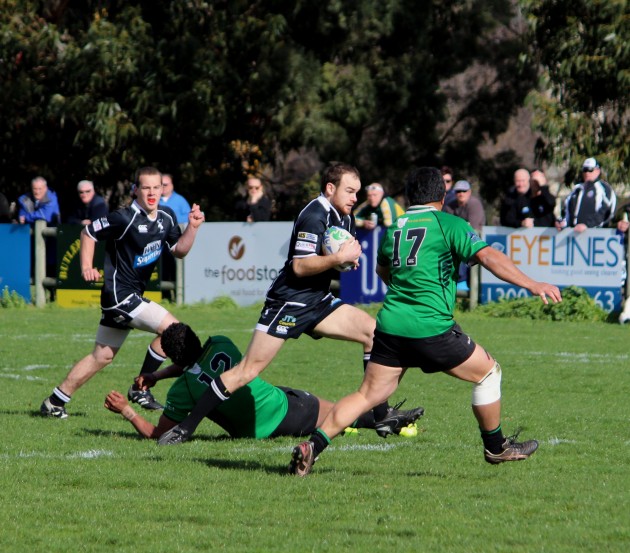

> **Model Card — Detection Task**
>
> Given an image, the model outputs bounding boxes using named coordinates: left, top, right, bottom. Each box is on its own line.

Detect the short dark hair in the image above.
left=161, top=323, right=203, bottom=367
left=320, top=163, right=360, bottom=192
left=441, top=166, right=453, bottom=177
left=135, top=166, right=161, bottom=183
left=405, top=167, right=445, bottom=205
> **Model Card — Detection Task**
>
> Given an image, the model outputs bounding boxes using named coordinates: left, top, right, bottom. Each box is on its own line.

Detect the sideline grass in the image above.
left=1, top=304, right=629, bottom=552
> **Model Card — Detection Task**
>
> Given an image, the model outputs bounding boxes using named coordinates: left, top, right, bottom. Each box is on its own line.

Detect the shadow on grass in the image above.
left=82, top=428, right=233, bottom=442
left=24, top=409, right=88, bottom=418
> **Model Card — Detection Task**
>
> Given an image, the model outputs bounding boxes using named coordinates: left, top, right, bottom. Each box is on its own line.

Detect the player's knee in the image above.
left=92, top=348, right=116, bottom=367
left=471, top=361, right=502, bottom=406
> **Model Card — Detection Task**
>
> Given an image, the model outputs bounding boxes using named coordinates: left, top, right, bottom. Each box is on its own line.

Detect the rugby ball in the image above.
left=323, top=226, right=356, bottom=272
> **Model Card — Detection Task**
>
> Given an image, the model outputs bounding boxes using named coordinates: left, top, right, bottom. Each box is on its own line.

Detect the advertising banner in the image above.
left=56, top=224, right=161, bottom=307
left=339, top=228, right=387, bottom=305
left=0, top=224, right=31, bottom=301
left=481, top=226, right=625, bottom=312
left=184, top=222, right=292, bottom=306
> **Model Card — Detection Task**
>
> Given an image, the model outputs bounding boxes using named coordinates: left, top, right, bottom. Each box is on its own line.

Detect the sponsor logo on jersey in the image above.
left=275, top=325, right=288, bottom=335
left=134, top=241, right=162, bottom=267
left=278, top=315, right=297, bottom=328
left=157, top=219, right=164, bottom=233
left=138, top=224, right=148, bottom=233
left=295, top=240, right=317, bottom=253
left=297, top=231, right=318, bottom=242
left=467, top=231, right=481, bottom=243
left=93, top=219, right=104, bottom=232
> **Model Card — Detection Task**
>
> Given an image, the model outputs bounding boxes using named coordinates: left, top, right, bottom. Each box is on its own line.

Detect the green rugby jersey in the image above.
left=163, top=335, right=288, bottom=439
left=376, top=205, right=488, bottom=338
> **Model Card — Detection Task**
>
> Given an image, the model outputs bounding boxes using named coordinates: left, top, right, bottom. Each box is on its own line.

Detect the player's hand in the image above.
left=188, top=203, right=205, bottom=228
left=337, top=238, right=361, bottom=267
left=135, top=374, right=157, bottom=389
left=530, top=283, right=562, bottom=305
left=104, top=390, right=128, bottom=413
left=81, top=268, right=101, bottom=282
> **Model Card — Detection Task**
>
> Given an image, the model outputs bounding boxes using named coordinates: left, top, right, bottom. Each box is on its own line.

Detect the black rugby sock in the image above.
left=481, top=425, right=504, bottom=454
left=138, top=345, right=166, bottom=377
left=309, top=428, right=331, bottom=457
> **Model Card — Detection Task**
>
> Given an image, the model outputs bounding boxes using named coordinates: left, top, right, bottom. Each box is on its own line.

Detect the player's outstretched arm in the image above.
left=474, top=246, right=562, bottom=305
left=172, top=203, right=205, bottom=258
left=105, top=390, right=177, bottom=439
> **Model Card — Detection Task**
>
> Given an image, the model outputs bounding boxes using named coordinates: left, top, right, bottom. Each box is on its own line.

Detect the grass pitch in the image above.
left=1, top=304, right=629, bottom=552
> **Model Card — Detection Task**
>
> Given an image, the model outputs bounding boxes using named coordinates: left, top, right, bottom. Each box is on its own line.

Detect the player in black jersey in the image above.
left=40, top=167, right=205, bottom=419
left=158, top=163, right=424, bottom=445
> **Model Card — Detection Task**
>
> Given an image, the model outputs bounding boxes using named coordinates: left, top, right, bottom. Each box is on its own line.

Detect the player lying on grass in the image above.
left=104, top=323, right=424, bottom=441
left=289, top=166, right=562, bottom=476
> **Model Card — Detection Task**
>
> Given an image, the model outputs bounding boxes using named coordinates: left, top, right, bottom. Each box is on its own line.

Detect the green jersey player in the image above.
left=290, top=166, right=562, bottom=476
left=105, top=323, right=408, bottom=440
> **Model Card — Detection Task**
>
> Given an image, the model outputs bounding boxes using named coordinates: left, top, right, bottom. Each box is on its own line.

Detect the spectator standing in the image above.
left=67, top=180, right=109, bottom=225
left=234, top=177, right=272, bottom=222
left=441, top=166, right=456, bottom=207
left=18, top=176, right=60, bottom=225
left=443, top=180, right=486, bottom=231
left=525, top=170, right=557, bottom=227
left=159, top=174, right=191, bottom=225
left=354, top=183, right=405, bottom=229
left=443, top=179, right=486, bottom=292
left=555, top=158, right=616, bottom=233
left=499, top=169, right=534, bottom=228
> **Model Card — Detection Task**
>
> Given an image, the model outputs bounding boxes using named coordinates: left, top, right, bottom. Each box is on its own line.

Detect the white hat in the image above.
left=582, top=157, right=599, bottom=171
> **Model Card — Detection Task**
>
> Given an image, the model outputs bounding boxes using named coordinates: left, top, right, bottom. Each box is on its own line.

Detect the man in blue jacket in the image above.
left=18, top=176, right=60, bottom=225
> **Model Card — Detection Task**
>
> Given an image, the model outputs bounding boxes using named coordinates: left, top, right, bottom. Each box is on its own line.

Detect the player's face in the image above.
left=136, top=174, right=163, bottom=213
left=328, top=173, right=361, bottom=215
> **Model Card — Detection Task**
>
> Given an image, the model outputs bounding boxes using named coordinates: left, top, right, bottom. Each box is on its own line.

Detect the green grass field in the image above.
left=1, top=303, right=629, bottom=552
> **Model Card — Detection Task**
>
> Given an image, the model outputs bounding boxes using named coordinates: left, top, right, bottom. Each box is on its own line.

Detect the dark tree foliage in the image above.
left=522, top=0, right=629, bottom=185
left=1, top=0, right=535, bottom=220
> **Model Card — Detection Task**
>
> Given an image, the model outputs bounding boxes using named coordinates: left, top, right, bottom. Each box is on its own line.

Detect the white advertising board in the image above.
left=184, top=222, right=293, bottom=305
left=480, top=226, right=625, bottom=312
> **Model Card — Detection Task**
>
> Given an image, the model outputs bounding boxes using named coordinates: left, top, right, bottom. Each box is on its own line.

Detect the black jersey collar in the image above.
left=317, top=194, right=350, bottom=227
left=131, top=200, right=158, bottom=220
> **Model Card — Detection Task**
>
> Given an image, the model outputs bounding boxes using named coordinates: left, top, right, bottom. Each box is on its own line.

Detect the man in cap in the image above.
left=555, top=158, right=616, bottom=233
left=443, top=179, right=486, bottom=232
left=443, top=179, right=486, bottom=291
